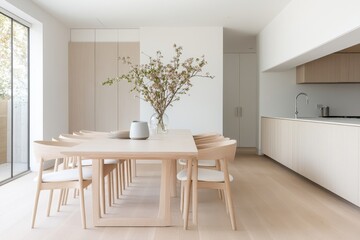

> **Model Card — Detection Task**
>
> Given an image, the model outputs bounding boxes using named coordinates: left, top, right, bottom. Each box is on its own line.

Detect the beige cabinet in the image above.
left=261, top=117, right=360, bottom=206
left=296, top=53, right=360, bottom=83
left=261, top=118, right=295, bottom=170
left=69, top=43, right=96, bottom=132
left=69, top=42, right=139, bottom=133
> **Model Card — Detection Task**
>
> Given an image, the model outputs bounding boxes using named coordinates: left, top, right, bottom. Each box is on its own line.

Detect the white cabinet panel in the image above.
left=224, top=54, right=240, bottom=145
left=262, top=117, right=360, bottom=206
left=239, top=54, right=257, bottom=147
left=224, top=53, right=257, bottom=147
left=326, top=125, right=358, bottom=205
left=276, top=119, right=293, bottom=169
left=296, top=122, right=330, bottom=186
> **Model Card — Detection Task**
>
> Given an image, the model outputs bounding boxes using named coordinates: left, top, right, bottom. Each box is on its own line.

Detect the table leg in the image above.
left=92, top=159, right=101, bottom=225
left=158, top=159, right=172, bottom=225
left=183, top=158, right=193, bottom=230
left=192, top=158, right=198, bottom=225
left=170, top=159, right=177, bottom=197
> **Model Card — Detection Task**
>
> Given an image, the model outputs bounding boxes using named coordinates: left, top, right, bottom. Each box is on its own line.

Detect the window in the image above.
left=0, top=12, right=29, bottom=184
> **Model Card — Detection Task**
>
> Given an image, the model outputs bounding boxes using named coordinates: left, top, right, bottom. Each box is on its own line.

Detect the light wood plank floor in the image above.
left=2, top=151, right=360, bottom=240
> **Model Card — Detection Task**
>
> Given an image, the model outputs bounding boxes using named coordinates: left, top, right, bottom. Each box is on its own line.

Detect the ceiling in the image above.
left=31, top=0, right=291, bottom=52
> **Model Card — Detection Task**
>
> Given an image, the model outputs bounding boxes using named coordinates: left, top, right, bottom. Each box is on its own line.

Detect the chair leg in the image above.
left=115, top=164, right=120, bottom=199
left=57, top=189, right=64, bottom=212
left=180, top=180, right=184, bottom=213
left=117, top=163, right=123, bottom=196
left=31, top=188, right=41, bottom=228
left=129, top=159, right=132, bottom=183
left=133, top=159, right=137, bottom=177
left=63, top=188, right=69, bottom=205
left=126, top=160, right=130, bottom=187
left=47, top=189, right=54, bottom=217
left=79, top=187, right=87, bottom=229
left=121, top=162, right=126, bottom=190
left=224, top=184, right=236, bottom=230
left=223, top=160, right=236, bottom=230
left=108, top=174, right=112, bottom=207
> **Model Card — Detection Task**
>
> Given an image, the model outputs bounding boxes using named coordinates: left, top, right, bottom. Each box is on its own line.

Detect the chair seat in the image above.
left=82, top=159, right=119, bottom=166
left=177, top=168, right=234, bottom=182
left=35, top=167, right=92, bottom=182
left=178, top=159, right=216, bottom=167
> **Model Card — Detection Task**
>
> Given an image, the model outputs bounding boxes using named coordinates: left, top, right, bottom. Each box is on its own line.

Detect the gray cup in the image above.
left=321, top=106, right=329, bottom=117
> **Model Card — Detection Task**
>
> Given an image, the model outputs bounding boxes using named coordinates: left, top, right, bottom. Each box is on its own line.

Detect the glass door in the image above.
left=0, top=12, right=29, bottom=184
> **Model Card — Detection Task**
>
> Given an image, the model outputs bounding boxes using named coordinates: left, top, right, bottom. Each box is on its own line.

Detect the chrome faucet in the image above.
left=295, top=92, right=309, bottom=118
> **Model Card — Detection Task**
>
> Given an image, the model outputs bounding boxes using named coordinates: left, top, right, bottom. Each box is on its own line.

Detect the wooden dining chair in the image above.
left=178, top=135, right=229, bottom=170
left=32, top=141, right=92, bottom=229
left=78, top=129, right=133, bottom=189
left=58, top=133, right=124, bottom=212
left=177, top=139, right=237, bottom=230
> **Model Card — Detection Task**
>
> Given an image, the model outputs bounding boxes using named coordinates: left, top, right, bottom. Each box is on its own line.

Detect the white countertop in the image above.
left=262, top=116, right=360, bottom=127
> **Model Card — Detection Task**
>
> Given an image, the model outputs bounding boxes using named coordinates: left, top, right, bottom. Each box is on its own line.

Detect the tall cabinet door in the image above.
left=239, top=54, right=257, bottom=147
left=69, top=41, right=140, bottom=133
left=118, top=43, right=140, bottom=130
left=223, top=53, right=257, bottom=147
left=95, top=43, right=118, bottom=131
left=69, top=43, right=95, bottom=133
left=223, top=54, right=240, bottom=145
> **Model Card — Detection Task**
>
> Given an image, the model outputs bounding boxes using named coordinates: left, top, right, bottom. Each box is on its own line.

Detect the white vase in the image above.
left=129, top=121, right=149, bottom=140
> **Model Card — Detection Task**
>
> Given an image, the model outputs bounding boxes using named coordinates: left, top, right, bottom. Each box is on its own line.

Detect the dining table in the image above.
left=61, top=129, right=198, bottom=228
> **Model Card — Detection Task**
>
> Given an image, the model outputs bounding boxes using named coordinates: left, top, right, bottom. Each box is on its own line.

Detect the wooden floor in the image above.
left=2, top=151, right=360, bottom=240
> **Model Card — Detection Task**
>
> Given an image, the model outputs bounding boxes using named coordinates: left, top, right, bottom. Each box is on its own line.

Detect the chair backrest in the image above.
left=197, top=139, right=237, bottom=162
left=58, top=133, right=94, bottom=142
left=79, top=129, right=109, bottom=135
left=195, top=135, right=225, bottom=145
left=193, top=133, right=221, bottom=140
left=33, top=140, right=78, bottom=162
left=196, top=137, right=230, bottom=149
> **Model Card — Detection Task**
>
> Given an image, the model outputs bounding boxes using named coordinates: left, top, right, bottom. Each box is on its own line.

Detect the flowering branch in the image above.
left=103, top=44, right=214, bottom=122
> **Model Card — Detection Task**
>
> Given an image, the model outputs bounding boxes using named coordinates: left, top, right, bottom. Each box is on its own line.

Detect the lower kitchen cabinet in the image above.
left=261, top=117, right=359, bottom=206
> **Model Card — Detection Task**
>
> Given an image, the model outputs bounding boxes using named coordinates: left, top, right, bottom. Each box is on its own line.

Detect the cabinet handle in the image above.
left=235, top=107, right=239, bottom=117
left=239, top=107, right=242, bottom=117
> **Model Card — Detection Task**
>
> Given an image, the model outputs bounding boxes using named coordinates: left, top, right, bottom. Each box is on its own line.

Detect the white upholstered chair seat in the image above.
left=38, top=167, right=92, bottom=182
left=178, top=159, right=216, bottom=167
left=81, top=159, right=119, bottom=166
left=177, top=168, right=234, bottom=182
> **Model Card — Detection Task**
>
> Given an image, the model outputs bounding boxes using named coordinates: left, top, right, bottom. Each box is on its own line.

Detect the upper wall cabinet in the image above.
left=296, top=53, right=360, bottom=83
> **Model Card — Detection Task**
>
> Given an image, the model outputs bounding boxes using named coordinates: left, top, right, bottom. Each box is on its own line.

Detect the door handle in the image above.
left=235, top=107, right=242, bottom=117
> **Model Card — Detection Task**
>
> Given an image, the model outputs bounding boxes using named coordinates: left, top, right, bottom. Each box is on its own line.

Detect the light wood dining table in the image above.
left=62, top=129, right=197, bottom=228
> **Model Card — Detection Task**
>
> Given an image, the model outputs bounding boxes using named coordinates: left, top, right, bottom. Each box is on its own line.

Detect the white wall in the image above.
left=259, top=0, right=360, bottom=71
left=2, top=0, right=69, bottom=170
left=139, top=27, right=223, bottom=134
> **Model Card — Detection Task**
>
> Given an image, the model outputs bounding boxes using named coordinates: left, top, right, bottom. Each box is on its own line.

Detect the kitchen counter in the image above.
left=262, top=116, right=360, bottom=126
left=261, top=116, right=360, bottom=207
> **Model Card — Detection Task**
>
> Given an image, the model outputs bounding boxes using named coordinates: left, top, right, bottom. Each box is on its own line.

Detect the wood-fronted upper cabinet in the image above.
left=296, top=53, right=360, bottom=83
